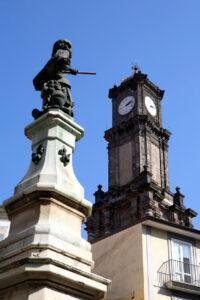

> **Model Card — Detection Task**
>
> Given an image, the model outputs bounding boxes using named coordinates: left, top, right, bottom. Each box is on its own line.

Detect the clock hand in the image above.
left=125, top=101, right=132, bottom=106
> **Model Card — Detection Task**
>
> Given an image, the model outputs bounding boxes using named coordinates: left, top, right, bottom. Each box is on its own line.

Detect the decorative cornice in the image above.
left=109, top=72, right=164, bottom=100
left=104, top=114, right=171, bottom=143
left=86, top=173, right=198, bottom=242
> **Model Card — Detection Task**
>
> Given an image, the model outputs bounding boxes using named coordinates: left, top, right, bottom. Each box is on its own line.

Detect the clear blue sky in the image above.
left=1, top=1, right=200, bottom=229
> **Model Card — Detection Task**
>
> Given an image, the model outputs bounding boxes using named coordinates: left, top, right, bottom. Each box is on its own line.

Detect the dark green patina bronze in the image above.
left=32, top=144, right=44, bottom=165
left=32, top=39, right=96, bottom=119
left=58, top=147, right=70, bottom=167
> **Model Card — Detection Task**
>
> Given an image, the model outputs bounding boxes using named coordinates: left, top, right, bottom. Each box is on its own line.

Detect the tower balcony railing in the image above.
left=158, top=259, right=200, bottom=295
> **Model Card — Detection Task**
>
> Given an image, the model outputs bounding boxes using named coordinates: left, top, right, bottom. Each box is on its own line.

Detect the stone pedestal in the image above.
left=0, top=109, right=109, bottom=300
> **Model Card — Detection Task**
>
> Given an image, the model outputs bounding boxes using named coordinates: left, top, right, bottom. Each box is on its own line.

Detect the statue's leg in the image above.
left=66, top=88, right=74, bottom=107
left=63, top=88, right=74, bottom=116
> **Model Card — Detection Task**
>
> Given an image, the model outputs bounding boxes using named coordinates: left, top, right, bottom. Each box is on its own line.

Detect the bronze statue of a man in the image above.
left=33, top=39, right=77, bottom=117
left=33, top=39, right=96, bottom=119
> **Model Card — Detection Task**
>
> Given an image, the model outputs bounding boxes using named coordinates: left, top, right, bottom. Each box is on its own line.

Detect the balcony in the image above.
left=158, top=259, right=200, bottom=295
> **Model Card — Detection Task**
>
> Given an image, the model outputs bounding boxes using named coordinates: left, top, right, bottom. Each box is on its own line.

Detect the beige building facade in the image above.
left=92, top=220, right=200, bottom=300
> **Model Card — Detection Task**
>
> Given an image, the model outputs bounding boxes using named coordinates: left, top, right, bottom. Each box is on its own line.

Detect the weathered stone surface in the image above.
left=12, top=109, right=90, bottom=215
left=86, top=70, right=197, bottom=243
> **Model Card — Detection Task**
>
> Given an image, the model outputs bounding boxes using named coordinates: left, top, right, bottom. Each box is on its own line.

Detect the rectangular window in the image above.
left=171, top=239, right=193, bottom=284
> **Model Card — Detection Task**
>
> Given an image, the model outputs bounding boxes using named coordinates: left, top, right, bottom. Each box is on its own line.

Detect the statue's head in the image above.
left=52, top=39, right=72, bottom=57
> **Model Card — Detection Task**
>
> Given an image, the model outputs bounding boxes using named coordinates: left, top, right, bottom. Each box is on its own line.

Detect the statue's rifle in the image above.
left=66, top=69, right=96, bottom=75
left=76, top=71, right=96, bottom=75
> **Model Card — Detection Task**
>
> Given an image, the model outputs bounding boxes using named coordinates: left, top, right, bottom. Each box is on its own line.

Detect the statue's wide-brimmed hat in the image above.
left=52, top=39, right=72, bottom=56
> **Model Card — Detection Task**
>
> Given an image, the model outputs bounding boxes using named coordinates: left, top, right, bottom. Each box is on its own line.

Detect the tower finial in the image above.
left=132, top=64, right=141, bottom=74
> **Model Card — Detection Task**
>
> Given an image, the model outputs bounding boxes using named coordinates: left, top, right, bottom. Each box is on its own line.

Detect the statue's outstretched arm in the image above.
left=67, top=68, right=78, bottom=75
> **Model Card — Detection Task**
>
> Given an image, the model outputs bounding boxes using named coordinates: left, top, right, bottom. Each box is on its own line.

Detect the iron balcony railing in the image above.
left=158, top=259, right=200, bottom=287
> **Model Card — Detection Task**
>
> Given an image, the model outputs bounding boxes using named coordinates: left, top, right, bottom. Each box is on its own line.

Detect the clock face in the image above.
left=145, top=96, right=157, bottom=116
left=118, top=96, right=135, bottom=115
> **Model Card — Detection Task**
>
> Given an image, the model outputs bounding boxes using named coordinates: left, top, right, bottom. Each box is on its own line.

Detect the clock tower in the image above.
left=107, top=66, right=168, bottom=190
left=86, top=66, right=196, bottom=242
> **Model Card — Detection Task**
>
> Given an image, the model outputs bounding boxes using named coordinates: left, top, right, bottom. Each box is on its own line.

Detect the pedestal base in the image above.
left=0, top=259, right=108, bottom=300
left=0, top=191, right=110, bottom=300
